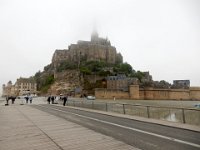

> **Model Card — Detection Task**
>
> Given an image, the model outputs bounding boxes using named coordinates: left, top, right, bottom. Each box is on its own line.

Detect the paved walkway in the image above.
left=0, top=101, right=139, bottom=150
left=0, top=97, right=199, bottom=150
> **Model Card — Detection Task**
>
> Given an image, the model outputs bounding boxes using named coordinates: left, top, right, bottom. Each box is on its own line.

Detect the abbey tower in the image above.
left=52, top=32, right=123, bottom=69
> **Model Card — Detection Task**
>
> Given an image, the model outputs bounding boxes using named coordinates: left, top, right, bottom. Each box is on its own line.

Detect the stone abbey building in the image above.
left=52, top=31, right=123, bottom=69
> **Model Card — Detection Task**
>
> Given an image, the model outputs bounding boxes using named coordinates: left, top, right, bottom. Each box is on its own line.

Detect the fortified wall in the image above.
left=95, top=86, right=200, bottom=100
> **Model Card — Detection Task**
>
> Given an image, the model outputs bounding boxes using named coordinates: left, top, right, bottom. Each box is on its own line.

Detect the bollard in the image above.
left=182, top=108, right=186, bottom=123
left=147, top=106, right=150, bottom=118
left=122, top=104, right=126, bottom=114
left=105, top=103, right=108, bottom=111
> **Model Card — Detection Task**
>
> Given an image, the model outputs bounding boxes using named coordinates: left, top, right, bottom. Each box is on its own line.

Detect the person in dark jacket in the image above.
left=11, top=96, right=16, bottom=104
left=51, top=96, right=55, bottom=104
left=47, top=96, right=51, bottom=104
left=25, top=95, right=29, bottom=104
left=63, top=94, right=68, bottom=106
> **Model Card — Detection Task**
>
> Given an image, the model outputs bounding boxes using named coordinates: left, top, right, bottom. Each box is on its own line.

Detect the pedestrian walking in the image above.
left=29, top=95, right=33, bottom=104
left=11, top=96, right=16, bottom=104
left=59, top=94, right=63, bottom=100
left=6, top=96, right=9, bottom=105
left=51, top=96, right=55, bottom=104
left=47, top=96, right=51, bottom=104
left=63, top=94, right=68, bottom=106
left=25, top=95, right=29, bottom=103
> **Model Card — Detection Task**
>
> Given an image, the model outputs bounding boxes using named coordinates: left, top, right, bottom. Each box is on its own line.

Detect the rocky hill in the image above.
left=49, top=70, right=81, bottom=95
left=33, top=32, right=169, bottom=96
left=33, top=32, right=123, bottom=95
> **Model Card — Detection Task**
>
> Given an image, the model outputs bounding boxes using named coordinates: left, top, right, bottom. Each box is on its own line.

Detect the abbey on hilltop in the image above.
left=52, top=31, right=123, bottom=70
left=2, top=30, right=200, bottom=100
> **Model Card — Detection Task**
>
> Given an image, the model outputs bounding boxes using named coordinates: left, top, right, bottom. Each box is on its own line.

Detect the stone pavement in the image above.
left=0, top=101, right=139, bottom=150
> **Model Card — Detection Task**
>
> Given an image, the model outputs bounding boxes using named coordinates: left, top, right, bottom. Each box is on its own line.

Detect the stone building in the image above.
left=15, top=77, right=37, bottom=95
left=172, top=80, right=190, bottom=89
left=2, top=81, right=18, bottom=97
left=52, top=31, right=123, bottom=70
left=106, top=74, right=138, bottom=92
left=2, top=77, right=37, bottom=97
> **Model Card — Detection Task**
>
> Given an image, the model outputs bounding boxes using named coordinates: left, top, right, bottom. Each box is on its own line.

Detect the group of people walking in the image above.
left=5, top=95, right=33, bottom=106
left=24, top=95, right=33, bottom=104
left=47, top=96, right=56, bottom=104
left=47, top=94, right=68, bottom=106
left=5, top=96, right=16, bottom=105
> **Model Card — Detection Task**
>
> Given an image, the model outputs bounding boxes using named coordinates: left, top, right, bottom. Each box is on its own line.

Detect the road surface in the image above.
left=31, top=104, right=200, bottom=150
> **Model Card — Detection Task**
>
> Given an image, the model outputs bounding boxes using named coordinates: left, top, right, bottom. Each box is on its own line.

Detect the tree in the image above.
left=80, top=67, right=91, bottom=75
left=131, top=71, right=145, bottom=82
left=56, top=61, right=77, bottom=72
left=114, top=62, right=133, bottom=75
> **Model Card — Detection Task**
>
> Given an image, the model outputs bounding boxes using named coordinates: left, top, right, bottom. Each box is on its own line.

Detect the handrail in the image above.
left=65, top=99, right=200, bottom=125
left=67, top=99, right=200, bottom=111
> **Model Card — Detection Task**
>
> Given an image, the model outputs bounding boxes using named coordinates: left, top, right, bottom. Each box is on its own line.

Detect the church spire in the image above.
left=91, top=22, right=99, bottom=42
left=91, top=29, right=99, bottom=42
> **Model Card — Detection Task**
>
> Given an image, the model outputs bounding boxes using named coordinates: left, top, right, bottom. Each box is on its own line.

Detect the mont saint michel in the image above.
left=1, top=1, right=200, bottom=150
left=2, top=31, right=200, bottom=101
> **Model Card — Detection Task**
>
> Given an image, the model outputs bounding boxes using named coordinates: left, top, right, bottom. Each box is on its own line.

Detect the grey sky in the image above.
left=0, top=0, right=200, bottom=94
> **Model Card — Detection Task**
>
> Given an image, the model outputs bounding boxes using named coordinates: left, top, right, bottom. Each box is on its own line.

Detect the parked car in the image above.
left=87, top=96, right=95, bottom=100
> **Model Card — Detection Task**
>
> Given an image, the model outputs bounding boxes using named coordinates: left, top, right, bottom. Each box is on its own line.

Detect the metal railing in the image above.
left=59, top=99, right=200, bottom=126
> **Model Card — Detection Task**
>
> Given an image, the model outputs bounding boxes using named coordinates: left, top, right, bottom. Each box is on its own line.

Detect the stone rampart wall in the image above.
left=190, top=87, right=200, bottom=100
left=95, top=89, right=129, bottom=99
left=95, top=87, right=200, bottom=100
left=140, top=89, right=190, bottom=100
left=168, top=89, right=190, bottom=100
